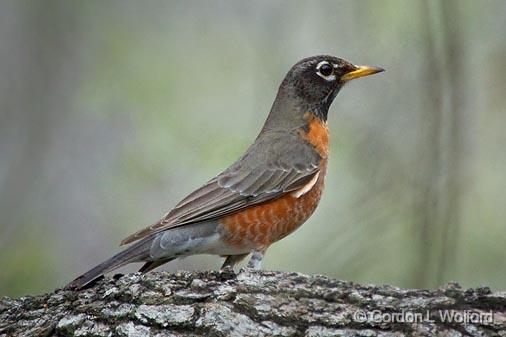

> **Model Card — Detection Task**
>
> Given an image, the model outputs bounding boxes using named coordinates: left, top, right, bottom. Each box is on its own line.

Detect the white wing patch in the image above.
left=290, top=172, right=320, bottom=198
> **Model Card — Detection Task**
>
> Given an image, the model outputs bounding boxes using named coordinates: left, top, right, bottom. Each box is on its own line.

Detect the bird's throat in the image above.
left=311, top=105, right=330, bottom=122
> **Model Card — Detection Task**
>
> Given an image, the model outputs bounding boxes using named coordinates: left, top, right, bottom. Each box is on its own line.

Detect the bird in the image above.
left=66, top=55, right=383, bottom=289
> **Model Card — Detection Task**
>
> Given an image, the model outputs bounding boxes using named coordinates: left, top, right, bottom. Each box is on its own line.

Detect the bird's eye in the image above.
left=316, top=61, right=335, bottom=81
left=319, top=64, right=333, bottom=76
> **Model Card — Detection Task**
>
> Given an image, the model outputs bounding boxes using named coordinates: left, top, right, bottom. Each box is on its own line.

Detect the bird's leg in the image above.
left=246, top=249, right=266, bottom=269
left=220, top=253, right=249, bottom=270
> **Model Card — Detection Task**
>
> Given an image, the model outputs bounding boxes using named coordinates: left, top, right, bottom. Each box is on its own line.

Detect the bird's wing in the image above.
left=120, top=130, right=321, bottom=245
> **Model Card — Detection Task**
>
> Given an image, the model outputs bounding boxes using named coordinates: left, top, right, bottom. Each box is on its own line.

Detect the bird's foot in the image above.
left=246, top=249, right=265, bottom=269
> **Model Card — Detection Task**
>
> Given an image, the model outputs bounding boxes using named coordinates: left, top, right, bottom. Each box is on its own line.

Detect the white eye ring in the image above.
left=316, top=61, right=336, bottom=81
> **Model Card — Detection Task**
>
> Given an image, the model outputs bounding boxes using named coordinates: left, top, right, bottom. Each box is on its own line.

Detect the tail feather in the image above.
left=65, top=238, right=152, bottom=290
left=66, top=221, right=221, bottom=290
left=138, top=257, right=174, bottom=273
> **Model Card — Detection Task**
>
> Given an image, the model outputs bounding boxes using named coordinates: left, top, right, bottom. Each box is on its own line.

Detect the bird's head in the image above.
left=266, top=55, right=383, bottom=127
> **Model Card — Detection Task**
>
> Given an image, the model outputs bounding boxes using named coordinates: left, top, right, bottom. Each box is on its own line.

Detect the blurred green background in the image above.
left=1, top=0, right=505, bottom=297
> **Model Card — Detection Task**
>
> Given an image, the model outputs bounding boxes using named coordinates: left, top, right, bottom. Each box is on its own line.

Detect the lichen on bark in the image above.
left=0, top=270, right=505, bottom=337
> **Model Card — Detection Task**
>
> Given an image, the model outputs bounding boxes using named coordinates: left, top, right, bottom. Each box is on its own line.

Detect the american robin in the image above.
left=67, top=55, right=383, bottom=289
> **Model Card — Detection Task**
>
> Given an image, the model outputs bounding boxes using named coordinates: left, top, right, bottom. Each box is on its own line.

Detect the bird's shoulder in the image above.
left=226, top=127, right=322, bottom=174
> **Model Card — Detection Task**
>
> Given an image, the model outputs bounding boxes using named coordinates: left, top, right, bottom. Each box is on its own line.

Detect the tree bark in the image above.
left=1, top=270, right=504, bottom=337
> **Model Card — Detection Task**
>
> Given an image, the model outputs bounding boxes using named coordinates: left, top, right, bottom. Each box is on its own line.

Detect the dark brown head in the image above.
left=264, top=55, right=383, bottom=129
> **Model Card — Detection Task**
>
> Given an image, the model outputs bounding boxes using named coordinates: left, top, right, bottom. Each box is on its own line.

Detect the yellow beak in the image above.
left=341, top=65, right=384, bottom=82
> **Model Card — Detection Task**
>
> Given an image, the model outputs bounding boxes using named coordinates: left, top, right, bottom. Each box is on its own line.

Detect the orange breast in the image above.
left=300, top=112, right=329, bottom=158
left=220, top=112, right=329, bottom=250
left=220, top=162, right=327, bottom=249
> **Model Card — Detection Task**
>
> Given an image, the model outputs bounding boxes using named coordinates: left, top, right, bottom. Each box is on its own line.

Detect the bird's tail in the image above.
left=65, top=237, right=152, bottom=290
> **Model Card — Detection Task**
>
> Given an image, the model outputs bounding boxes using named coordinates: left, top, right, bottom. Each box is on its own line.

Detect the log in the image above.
left=0, top=270, right=505, bottom=336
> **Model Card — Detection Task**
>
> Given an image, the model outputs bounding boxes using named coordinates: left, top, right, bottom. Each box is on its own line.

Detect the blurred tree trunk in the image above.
left=413, top=0, right=445, bottom=288
left=412, top=0, right=466, bottom=287
left=436, top=0, right=466, bottom=286
left=0, top=1, right=81, bottom=246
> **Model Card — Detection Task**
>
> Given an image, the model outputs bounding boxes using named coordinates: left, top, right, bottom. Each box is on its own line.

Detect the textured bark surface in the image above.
left=1, top=270, right=505, bottom=337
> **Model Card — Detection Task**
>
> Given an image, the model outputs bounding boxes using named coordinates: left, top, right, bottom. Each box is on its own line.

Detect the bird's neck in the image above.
left=261, top=89, right=330, bottom=132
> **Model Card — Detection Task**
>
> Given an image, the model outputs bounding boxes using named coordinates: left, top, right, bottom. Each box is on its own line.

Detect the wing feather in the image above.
left=120, top=130, right=321, bottom=245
